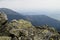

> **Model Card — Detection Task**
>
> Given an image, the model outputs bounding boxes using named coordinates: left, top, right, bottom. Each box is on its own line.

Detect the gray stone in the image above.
left=0, top=12, right=8, bottom=25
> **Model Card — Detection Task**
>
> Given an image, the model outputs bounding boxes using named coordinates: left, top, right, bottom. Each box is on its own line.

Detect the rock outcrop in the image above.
left=0, top=12, right=60, bottom=40
left=0, top=12, right=8, bottom=25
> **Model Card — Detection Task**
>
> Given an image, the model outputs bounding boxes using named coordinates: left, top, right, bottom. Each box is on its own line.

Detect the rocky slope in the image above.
left=0, top=12, right=60, bottom=40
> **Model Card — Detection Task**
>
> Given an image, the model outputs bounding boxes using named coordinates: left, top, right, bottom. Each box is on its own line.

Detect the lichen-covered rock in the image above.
left=4, top=19, right=34, bottom=40
left=0, top=12, right=8, bottom=25
left=0, top=12, right=8, bottom=36
left=0, top=12, right=60, bottom=40
left=6, top=19, right=60, bottom=40
left=7, top=20, right=59, bottom=40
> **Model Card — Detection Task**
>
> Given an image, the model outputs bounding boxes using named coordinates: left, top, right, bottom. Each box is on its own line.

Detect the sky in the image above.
left=0, top=0, right=60, bottom=12
left=0, top=0, right=60, bottom=20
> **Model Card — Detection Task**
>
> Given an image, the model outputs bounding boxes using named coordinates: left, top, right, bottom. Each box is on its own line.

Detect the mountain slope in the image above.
left=0, top=8, right=26, bottom=21
left=0, top=8, right=60, bottom=31
left=26, top=15, right=60, bottom=31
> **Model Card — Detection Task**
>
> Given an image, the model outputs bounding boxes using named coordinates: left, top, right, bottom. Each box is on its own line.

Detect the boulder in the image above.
left=0, top=12, right=8, bottom=25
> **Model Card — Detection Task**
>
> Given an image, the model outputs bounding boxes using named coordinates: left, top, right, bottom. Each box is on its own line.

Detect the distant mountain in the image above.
left=0, top=8, right=26, bottom=21
left=26, top=15, right=60, bottom=31
left=0, top=8, right=60, bottom=31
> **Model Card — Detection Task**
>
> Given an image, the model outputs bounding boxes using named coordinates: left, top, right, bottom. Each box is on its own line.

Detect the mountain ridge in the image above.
left=0, top=8, right=26, bottom=21
left=26, top=15, right=60, bottom=31
left=0, top=8, right=60, bottom=31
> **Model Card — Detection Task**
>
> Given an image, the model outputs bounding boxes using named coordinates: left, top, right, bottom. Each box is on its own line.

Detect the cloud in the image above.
left=0, top=0, right=60, bottom=11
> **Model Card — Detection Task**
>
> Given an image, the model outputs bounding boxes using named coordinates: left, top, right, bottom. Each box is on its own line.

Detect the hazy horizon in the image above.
left=0, top=0, right=60, bottom=20
left=0, top=0, right=60, bottom=14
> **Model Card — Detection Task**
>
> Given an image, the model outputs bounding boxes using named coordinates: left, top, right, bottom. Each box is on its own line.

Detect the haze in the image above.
left=0, top=0, right=60, bottom=20
left=0, top=0, right=60, bottom=12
